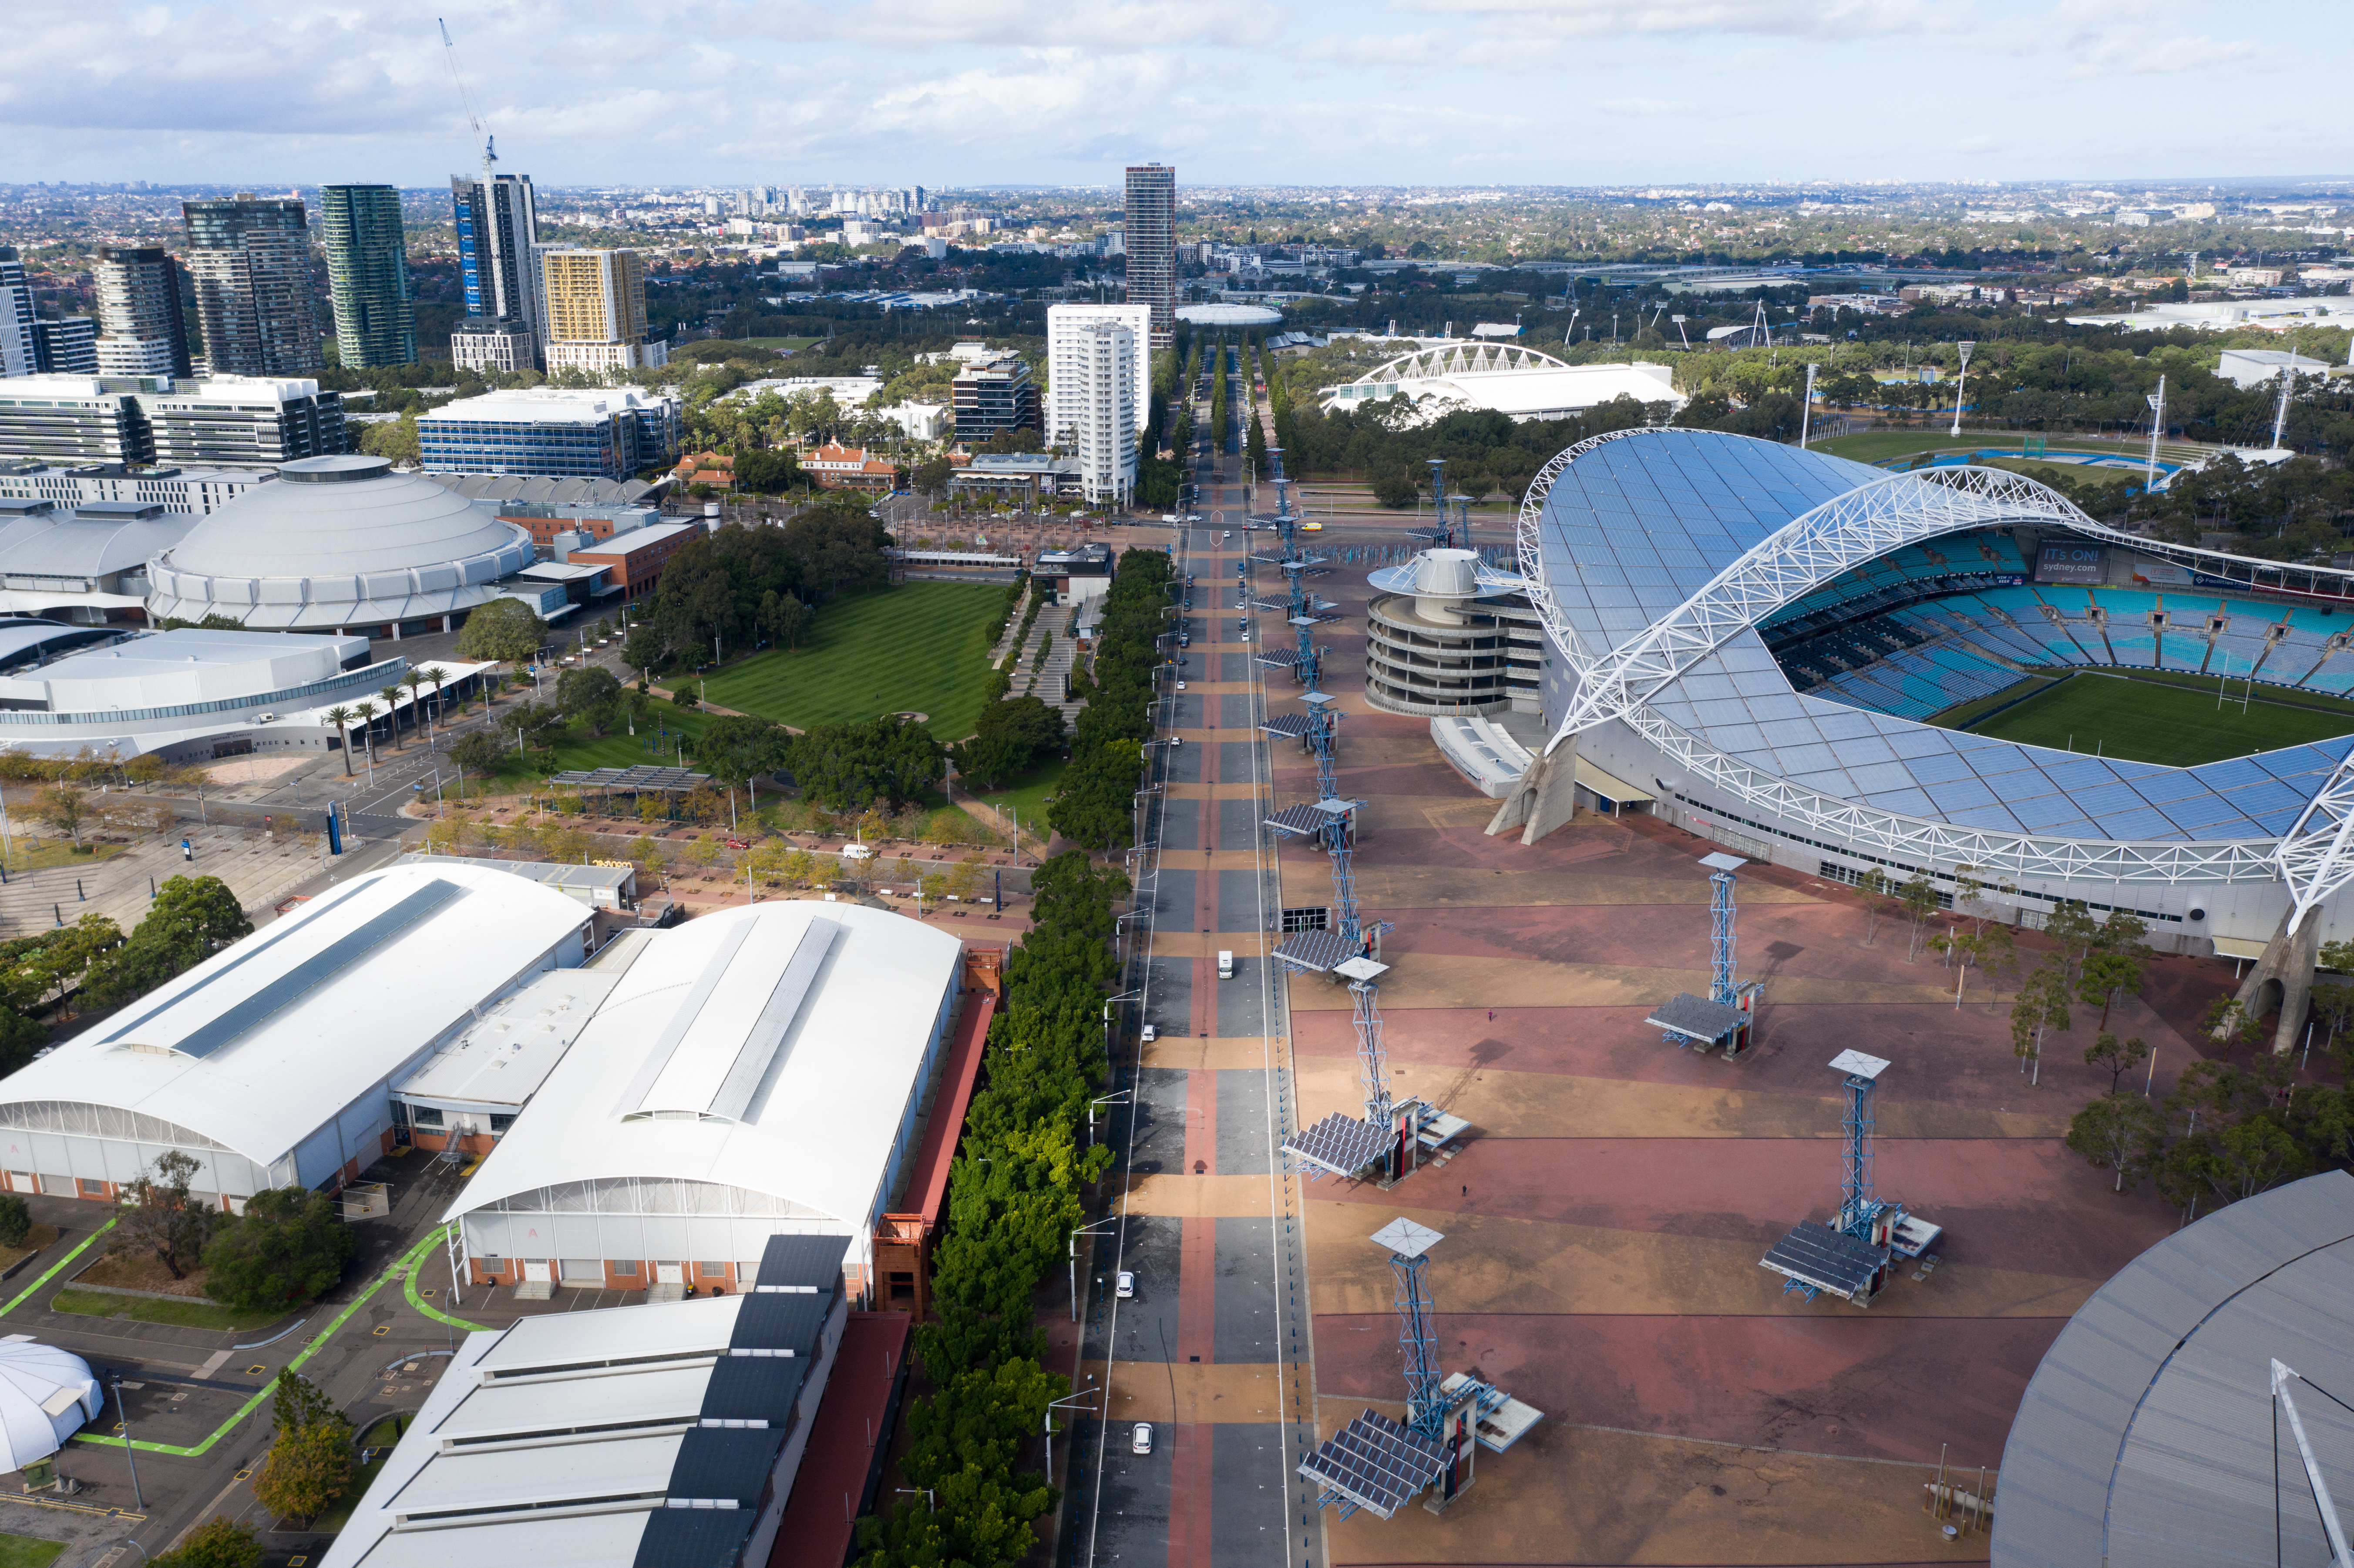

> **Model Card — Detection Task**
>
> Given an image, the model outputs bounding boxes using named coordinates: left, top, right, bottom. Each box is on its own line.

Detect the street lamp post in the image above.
left=1044, top=1390, right=1099, bottom=1475
left=111, top=1373, right=145, bottom=1507
left=1069, top=1219, right=1117, bottom=1321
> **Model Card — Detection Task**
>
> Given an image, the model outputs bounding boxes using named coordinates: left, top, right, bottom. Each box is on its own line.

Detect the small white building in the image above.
left=0, top=1339, right=100, bottom=1472
left=446, top=901, right=963, bottom=1299
left=0, top=864, right=591, bottom=1206
left=2216, top=347, right=2334, bottom=390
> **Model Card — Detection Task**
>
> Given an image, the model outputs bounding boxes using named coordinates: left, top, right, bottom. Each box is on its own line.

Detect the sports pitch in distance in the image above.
left=699, top=580, right=1007, bottom=740
left=1940, top=668, right=2354, bottom=766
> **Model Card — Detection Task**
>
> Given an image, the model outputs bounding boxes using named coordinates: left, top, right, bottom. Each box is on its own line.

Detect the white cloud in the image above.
left=1388, top=0, right=1953, bottom=39
left=1595, top=96, right=1696, bottom=113
left=1300, top=28, right=1450, bottom=63
left=1952, top=133, right=1998, bottom=152
left=2061, top=28, right=2257, bottom=76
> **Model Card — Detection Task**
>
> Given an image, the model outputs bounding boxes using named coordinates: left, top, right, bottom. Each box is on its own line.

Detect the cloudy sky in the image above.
left=3, top=0, right=2330, bottom=190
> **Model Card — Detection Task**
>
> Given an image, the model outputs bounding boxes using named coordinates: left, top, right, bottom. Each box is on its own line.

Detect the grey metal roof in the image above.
left=1994, top=1170, right=2354, bottom=1568
left=755, top=1232, right=851, bottom=1290
left=430, top=473, right=657, bottom=508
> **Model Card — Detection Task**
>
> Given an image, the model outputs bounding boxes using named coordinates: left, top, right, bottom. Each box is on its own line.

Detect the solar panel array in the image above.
left=1297, top=1408, right=1450, bottom=1519
left=1759, top=1220, right=1883, bottom=1298
left=550, top=766, right=712, bottom=791
left=1262, top=715, right=1313, bottom=739
left=1265, top=804, right=1327, bottom=836
left=1257, top=647, right=1303, bottom=668
left=1285, top=1111, right=1392, bottom=1178
left=1275, top=929, right=1358, bottom=972
left=1645, top=992, right=1747, bottom=1043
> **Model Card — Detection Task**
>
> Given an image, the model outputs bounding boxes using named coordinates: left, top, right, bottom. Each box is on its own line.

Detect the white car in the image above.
left=1240, top=632, right=1251, bottom=643
left=1140, top=1024, right=1156, bottom=1043
left=1116, top=1270, right=1135, bottom=1299
left=1175, top=681, right=1186, bottom=690
left=1222, top=530, right=1232, bottom=540
left=1132, top=1423, right=1153, bottom=1455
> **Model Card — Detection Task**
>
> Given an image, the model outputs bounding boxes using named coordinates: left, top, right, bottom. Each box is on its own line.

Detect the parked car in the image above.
left=1140, top=1024, right=1156, bottom=1043
left=1132, top=1423, right=1153, bottom=1455
left=1116, top=1270, right=1135, bottom=1299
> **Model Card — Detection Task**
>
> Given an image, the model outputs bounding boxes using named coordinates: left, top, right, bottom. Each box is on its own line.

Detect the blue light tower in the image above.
left=1829, top=1049, right=1891, bottom=1241
left=1698, top=851, right=1744, bottom=1005
left=1371, top=1217, right=1448, bottom=1437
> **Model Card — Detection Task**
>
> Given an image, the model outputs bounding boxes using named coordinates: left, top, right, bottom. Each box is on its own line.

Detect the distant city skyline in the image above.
left=2, top=0, right=2331, bottom=188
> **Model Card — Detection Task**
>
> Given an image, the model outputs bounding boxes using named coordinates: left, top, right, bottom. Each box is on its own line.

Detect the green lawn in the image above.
left=0, top=1534, right=64, bottom=1568
left=1811, top=430, right=2206, bottom=468
left=740, top=337, right=821, bottom=353
left=963, top=758, right=1066, bottom=839
left=0, top=840, right=122, bottom=874
left=700, top=582, right=1007, bottom=740
left=1954, top=668, right=2354, bottom=766
left=50, top=1288, right=289, bottom=1332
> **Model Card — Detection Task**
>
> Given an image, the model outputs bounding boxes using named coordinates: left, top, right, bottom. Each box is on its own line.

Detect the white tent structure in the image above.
left=0, top=1337, right=100, bottom=1471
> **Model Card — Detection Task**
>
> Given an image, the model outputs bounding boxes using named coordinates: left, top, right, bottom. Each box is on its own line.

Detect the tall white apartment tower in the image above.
left=1070, top=318, right=1138, bottom=507
left=1046, top=302, right=1153, bottom=451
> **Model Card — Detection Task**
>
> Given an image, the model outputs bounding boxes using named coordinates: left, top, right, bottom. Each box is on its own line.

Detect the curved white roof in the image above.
left=1178, top=302, right=1283, bottom=326
left=446, top=901, right=962, bottom=1238
left=146, top=455, right=533, bottom=630
left=0, top=864, right=591, bottom=1173
left=0, top=1338, right=99, bottom=1471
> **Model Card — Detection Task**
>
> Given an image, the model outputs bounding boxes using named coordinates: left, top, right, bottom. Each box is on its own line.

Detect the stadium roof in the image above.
left=445, top=901, right=962, bottom=1240
left=0, top=865, right=589, bottom=1176
left=1528, top=429, right=2352, bottom=852
left=1994, top=1171, right=2354, bottom=1568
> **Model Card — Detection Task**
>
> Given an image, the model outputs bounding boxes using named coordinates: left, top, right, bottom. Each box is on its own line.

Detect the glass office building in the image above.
left=319, top=185, right=416, bottom=368
left=418, top=388, right=680, bottom=479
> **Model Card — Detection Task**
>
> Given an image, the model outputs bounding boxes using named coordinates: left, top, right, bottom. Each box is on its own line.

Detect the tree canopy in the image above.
left=785, top=716, right=944, bottom=812
left=203, top=1187, right=355, bottom=1310
left=84, top=875, right=252, bottom=1007
left=454, top=598, right=547, bottom=668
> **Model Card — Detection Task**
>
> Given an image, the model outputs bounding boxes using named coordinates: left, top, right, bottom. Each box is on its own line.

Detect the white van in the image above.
left=1217, top=950, right=1235, bottom=979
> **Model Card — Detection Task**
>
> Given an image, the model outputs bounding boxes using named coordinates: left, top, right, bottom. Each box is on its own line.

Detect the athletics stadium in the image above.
left=1439, top=428, right=2354, bottom=1021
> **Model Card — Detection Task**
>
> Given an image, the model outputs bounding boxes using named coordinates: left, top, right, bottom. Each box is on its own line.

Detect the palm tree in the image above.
left=402, top=671, right=428, bottom=741
left=322, top=705, right=356, bottom=776
left=378, top=685, right=406, bottom=750
left=353, top=701, right=380, bottom=766
left=418, top=666, right=450, bottom=730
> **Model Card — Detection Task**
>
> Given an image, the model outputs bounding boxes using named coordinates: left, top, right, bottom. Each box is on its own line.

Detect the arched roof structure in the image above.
left=1349, top=342, right=1574, bottom=383
left=445, top=901, right=964, bottom=1243
left=1514, top=428, right=2354, bottom=886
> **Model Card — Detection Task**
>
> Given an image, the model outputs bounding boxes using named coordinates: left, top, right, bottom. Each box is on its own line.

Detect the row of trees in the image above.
left=114, top=1149, right=356, bottom=1307
left=0, top=876, right=250, bottom=1057
left=851, top=851, right=1126, bottom=1567
left=1047, top=550, right=1172, bottom=848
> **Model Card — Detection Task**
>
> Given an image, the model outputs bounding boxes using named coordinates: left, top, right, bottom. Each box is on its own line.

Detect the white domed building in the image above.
left=0, top=1339, right=101, bottom=1471
left=145, top=455, right=534, bottom=639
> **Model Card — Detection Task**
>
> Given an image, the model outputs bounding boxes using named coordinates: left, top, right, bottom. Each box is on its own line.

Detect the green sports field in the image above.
left=1952, top=668, right=2354, bottom=766
left=701, top=581, right=1005, bottom=739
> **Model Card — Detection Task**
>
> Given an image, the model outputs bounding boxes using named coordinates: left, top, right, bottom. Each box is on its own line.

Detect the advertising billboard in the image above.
left=2036, top=543, right=2107, bottom=585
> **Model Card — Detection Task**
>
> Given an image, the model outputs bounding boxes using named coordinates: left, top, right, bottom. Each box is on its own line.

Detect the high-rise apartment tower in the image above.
left=1046, top=302, right=1153, bottom=450
left=183, top=194, right=326, bottom=376
left=1123, top=163, right=1177, bottom=353
left=541, top=249, right=667, bottom=375
left=450, top=162, right=544, bottom=373
left=319, top=184, right=417, bottom=368
left=91, top=247, right=193, bottom=378
left=1069, top=318, right=1139, bottom=506
left=0, top=248, right=36, bottom=377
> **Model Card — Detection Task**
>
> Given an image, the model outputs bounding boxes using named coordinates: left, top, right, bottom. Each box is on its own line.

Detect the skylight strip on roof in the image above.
left=110, top=879, right=461, bottom=1058
left=706, top=917, right=837, bottom=1125
left=93, top=873, right=384, bottom=1050
left=611, top=921, right=757, bottom=1119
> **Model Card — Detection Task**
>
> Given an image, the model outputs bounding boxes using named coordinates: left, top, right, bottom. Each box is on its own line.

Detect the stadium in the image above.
left=1452, top=427, right=2354, bottom=968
